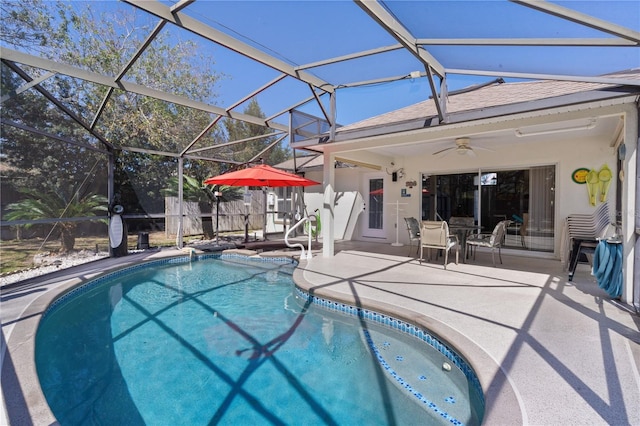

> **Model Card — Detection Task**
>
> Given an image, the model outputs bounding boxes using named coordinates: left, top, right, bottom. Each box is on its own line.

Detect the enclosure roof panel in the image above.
left=2, top=0, right=638, bottom=158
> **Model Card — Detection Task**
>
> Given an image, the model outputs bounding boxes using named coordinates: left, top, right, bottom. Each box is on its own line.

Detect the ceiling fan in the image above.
left=432, top=137, right=484, bottom=157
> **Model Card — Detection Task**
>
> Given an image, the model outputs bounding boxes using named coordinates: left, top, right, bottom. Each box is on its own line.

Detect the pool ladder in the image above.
left=285, top=215, right=314, bottom=260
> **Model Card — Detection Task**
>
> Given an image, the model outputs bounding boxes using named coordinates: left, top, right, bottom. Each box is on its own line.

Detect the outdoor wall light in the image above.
left=387, top=162, right=404, bottom=181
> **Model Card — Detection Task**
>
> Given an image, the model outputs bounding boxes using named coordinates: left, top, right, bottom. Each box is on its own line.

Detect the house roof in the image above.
left=287, top=68, right=640, bottom=164
left=336, top=69, right=640, bottom=134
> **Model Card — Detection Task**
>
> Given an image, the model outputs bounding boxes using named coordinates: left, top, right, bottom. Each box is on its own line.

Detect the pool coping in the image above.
left=2, top=250, right=520, bottom=425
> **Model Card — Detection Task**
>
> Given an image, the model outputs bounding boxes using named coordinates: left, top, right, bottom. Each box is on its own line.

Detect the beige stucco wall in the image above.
left=302, top=133, right=619, bottom=256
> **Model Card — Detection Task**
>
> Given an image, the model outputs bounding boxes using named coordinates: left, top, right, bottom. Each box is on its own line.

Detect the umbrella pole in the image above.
left=244, top=213, right=249, bottom=243
left=215, top=193, right=220, bottom=244
left=243, top=187, right=251, bottom=243
left=263, top=188, right=267, bottom=241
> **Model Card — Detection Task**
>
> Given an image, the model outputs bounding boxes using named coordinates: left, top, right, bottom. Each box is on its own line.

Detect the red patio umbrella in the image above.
left=204, top=164, right=320, bottom=187
left=204, top=164, right=320, bottom=243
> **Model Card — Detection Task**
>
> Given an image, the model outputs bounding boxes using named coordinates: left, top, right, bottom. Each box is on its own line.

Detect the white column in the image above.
left=177, top=157, right=184, bottom=249
left=322, top=151, right=336, bottom=257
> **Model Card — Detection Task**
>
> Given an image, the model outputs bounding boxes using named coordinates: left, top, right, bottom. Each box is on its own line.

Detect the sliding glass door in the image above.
left=421, top=166, right=555, bottom=252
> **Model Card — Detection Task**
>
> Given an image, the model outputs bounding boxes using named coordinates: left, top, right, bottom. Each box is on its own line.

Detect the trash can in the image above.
left=137, top=232, right=150, bottom=250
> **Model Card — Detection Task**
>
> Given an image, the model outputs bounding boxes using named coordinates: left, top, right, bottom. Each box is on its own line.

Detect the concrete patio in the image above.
left=2, top=241, right=639, bottom=425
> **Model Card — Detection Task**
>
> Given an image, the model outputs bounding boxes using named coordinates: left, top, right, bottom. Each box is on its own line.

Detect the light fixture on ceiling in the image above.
left=515, top=118, right=597, bottom=137
left=456, top=137, right=472, bottom=155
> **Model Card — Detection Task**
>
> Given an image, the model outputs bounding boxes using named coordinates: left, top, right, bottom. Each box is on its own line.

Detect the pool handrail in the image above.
left=285, top=215, right=313, bottom=259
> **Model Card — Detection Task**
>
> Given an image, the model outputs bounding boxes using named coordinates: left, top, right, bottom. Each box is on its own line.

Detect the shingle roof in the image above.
left=337, top=70, right=640, bottom=132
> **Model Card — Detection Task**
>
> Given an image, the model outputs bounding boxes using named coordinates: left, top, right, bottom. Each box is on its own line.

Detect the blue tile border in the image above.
left=295, top=287, right=485, bottom=423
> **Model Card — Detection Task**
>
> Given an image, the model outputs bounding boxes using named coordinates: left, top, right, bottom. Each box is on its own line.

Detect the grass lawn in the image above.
left=1, top=232, right=176, bottom=275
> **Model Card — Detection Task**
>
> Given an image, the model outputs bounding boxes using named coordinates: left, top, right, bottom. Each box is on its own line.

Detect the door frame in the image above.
left=361, top=172, right=386, bottom=238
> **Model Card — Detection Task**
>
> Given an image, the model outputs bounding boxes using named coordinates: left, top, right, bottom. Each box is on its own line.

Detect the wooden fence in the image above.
left=165, top=190, right=265, bottom=237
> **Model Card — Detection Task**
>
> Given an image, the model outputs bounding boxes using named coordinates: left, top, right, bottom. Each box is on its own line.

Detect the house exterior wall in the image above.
left=300, top=167, right=364, bottom=240
left=408, top=134, right=618, bottom=257
left=301, top=131, right=619, bottom=256
left=304, top=133, right=618, bottom=259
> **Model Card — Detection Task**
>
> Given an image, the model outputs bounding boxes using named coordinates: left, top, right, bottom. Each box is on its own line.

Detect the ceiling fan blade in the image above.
left=432, top=146, right=455, bottom=156
left=466, top=148, right=477, bottom=157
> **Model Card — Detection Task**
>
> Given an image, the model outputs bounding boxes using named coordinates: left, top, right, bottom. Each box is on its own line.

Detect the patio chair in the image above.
left=419, top=220, right=459, bottom=269
left=507, top=213, right=528, bottom=248
left=466, top=220, right=508, bottom=266
left=404, top=217, right=421, bottom=256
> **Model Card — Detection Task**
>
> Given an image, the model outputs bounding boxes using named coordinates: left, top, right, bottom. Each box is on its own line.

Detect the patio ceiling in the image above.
left=361, top=115, right=625, bottom=160
left=1, top=0, right=638, bottom=163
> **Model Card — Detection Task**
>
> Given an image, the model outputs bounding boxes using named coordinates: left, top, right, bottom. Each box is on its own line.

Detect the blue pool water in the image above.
left=36, top=255, right=482, bottom=425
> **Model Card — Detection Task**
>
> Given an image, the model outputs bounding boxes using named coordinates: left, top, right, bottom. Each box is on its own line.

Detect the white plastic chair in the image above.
left=419, top=221, right=459, bottom=269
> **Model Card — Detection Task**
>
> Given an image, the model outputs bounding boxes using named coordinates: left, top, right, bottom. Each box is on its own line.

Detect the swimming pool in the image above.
left=35, top=254, right=483, bottom=425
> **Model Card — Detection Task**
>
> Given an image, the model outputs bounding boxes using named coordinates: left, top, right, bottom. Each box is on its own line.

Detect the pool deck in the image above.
left=2, top=241, right=639, bottom=425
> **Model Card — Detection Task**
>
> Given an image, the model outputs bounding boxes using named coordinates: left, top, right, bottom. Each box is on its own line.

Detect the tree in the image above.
left=0, top=0, right=72, bottom=55
left=1, top=1, right=224, bottom=225
left=223, top=98, right=290, bottom=166
left=161, top=176, right=243, bottom=239
left=0, top=60, right=109, bottom=199
left=1, top=1, right=283, bottom=246
left=5, top=187, right=108, bottom=253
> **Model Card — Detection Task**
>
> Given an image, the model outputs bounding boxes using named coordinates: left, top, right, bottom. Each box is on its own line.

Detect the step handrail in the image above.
left=285, top=216, right=313, bottom=260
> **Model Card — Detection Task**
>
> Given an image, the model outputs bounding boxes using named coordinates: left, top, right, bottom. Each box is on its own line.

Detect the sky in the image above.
left=172, top=0, right=640, bottom=126
left=63, top=1, right=640, bottom=127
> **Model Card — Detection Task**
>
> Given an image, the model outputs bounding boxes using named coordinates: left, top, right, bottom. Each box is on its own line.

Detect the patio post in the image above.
left=322, top=151, right=336, bottom=257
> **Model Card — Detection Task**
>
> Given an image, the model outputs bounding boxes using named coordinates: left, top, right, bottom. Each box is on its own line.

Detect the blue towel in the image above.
left=592, top=241, right=623, bottom=298
left=608, top=244, right=623, bottom=298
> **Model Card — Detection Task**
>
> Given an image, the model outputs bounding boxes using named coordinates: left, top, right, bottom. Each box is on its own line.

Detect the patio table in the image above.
left=449, top=225, right=481, bottom=261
